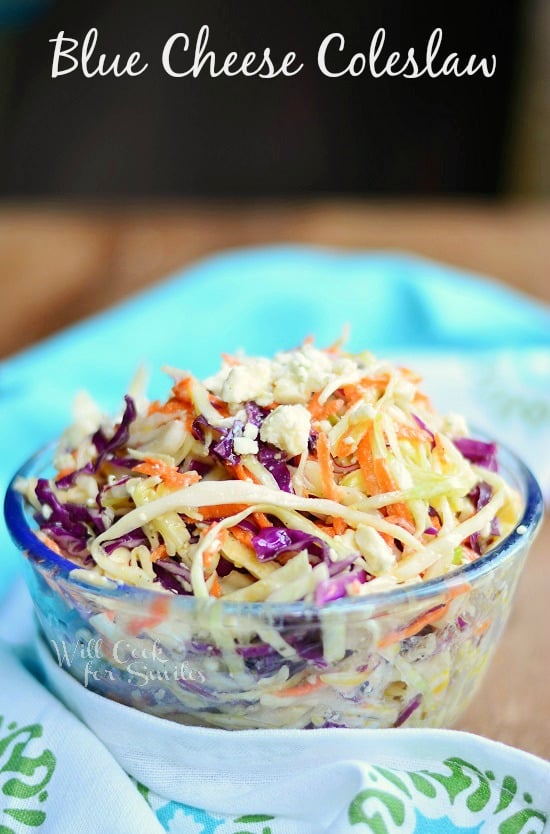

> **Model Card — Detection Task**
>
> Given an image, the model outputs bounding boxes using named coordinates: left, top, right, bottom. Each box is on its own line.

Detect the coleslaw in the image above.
left=18, top=340, right=519, bottom=604
left=13, top=340, right=528, bottom=729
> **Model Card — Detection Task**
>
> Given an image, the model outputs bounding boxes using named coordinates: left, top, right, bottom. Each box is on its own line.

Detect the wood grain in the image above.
left=1, top=200, right=549, bottom=358
left=0, top=200, right=548, bottom=757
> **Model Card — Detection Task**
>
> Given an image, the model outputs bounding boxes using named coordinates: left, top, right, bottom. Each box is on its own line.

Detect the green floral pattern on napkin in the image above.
left=137, top=755, right=548, bottom=834
left=0, top=715, right=56, bottom=834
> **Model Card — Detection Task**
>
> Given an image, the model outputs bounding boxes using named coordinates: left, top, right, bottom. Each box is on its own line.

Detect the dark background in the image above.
left=0, top=0, right=529, bottom=198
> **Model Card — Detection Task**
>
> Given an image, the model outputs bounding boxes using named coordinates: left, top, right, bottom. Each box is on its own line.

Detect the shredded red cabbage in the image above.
left=103, top=529, right=148, bottom=554
left=35, top=478, right=113, bottom=538
left=245, top=401, right=268, bottom=428
left=56, top=396, right=137, bottom=487
left=216, top=556, right=234, bottom=577
left=112, top=456, right=141, bottom=470
left=251, top=527, right=329, bottom=562
left=314, top=569, right=367, bottom=605
left=38, top=525, right=90, bottom=559
left=257, top=444, right=293, bottom=493
left=468, top=481, right=493, bottom=510
left=235, top=641, right=287, bottom=676
left=236, top=642, right=274, bottom=658
left=153, top=559, right=192, bottom=595
left=428, top=506, right=442, bottom=525
left=327, top=553, right=360, bottom=577
left=96, top=476, right=130, bottom=510
left=454, top=437, right=498, bottom=471
left=55, top=462, right=94, bottom=488
left=286, top=628, right=327, bottom=666
left=467, top=481, right=493, bottom=553
left=457, top=616, right=468, bottom=631
left=211, top=420, right=244, bottom=466
left=393, top=693, right=422, bottom=727
left=413, top=414, right=435, bottom=443
left=92, top=395, right=137, bottom=464
left=35, top=479, right=111, bottom=548
left=187, top=459, right=212, bottom=477
left=237, top=518, right=259, bottom=534
left=307, top=430, right=318, bottom=454
left=191, top=415, right=211, bottom=443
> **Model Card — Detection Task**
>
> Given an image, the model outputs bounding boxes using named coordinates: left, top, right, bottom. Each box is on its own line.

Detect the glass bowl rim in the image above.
left=4, top=440, right=544, bottom=618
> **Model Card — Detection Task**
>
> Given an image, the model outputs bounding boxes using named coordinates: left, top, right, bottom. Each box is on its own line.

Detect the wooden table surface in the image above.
left=0, top=200, right=548, bottom=757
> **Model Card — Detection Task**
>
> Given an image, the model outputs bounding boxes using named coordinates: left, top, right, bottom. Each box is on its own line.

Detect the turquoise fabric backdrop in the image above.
left=2, top=246, right=549, bottom=594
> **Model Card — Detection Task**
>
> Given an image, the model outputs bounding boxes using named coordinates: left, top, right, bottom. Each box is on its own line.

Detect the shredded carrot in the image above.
left=432, top=433, right=449, bottom=467
left=412, top=392, right=434, bottom=411
left=325, top=338, right=340, bottom=354
left=146, top=380, right=197, bottom=416
left=379, top=531, right=395, bottom=548
left=221, top=353, right=240, bottom=366
left=342, top=385, right=362, bottom=407
left=308, top=392, right=325, bottom=419
left=198, top=504, right=248, bottom=520
left=150, top=544, right=168, bottom=563
left=230, top=526, right=254, bottom=550
left=371, top=456, right=395, bottom=493
left=332, top=517, right=347, bottom=535
left=148, top=399, right=187, bottom=416
left=356, top=425, right=379, bottom=495
left=36, top=532, right=63, bottom=556
left=379, top=584, right=471, bottom=647
left=334, top=428, right=358, bottom=458
left=317, top=431, right=339, bottom=501
left=315, top=523, right=338, bottom=538
left=475, top=619, right=490, bottom=637
left=343, top=374, right=390, bottom=405
left=460, top=546, right=478, bottom=562
left=208, top=394, right=231, bottom=417
left=447, top=582, right=471, bottom=600
left=317, top=430, right=345, bottom=532
left=127, top=596, right=170, bottom=636
left=397, top=424, right=430, bottom=443
left=398, top=366, right=423, bottom=385
left=384, top=514, right=416, bottom=536
left=378, top=603, right=450, bottom=648
left=273, top=677, right=323, bottom=698
left=202, top=527, right=228, bottom=571
left=134, top=458, right=200, bottom=490
left=308, top=392, right=345, bottom=421
left=373, top=458, right=414, bottom=525
left=147, top=399, right=162, bottom=415
left=184, top=412, right=196, bottom=432
left=55, top=466, right=75, bottom=482
left=346, top=578, right=364, bottom=596
left=231, top=462, right=261, bottom=484
left=209, top=576, right=222, bottom=598
left=252, top=511, right=272, bottom=529
left=172, top=377, right=193, bottom=402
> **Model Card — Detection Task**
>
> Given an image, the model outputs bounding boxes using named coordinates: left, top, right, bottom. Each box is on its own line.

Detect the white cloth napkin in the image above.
left=0, top=582, right=548, bottom=834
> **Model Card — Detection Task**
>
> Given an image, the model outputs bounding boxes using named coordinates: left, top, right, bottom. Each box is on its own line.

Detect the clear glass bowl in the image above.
left=4, top=443, right=543, bottom=730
